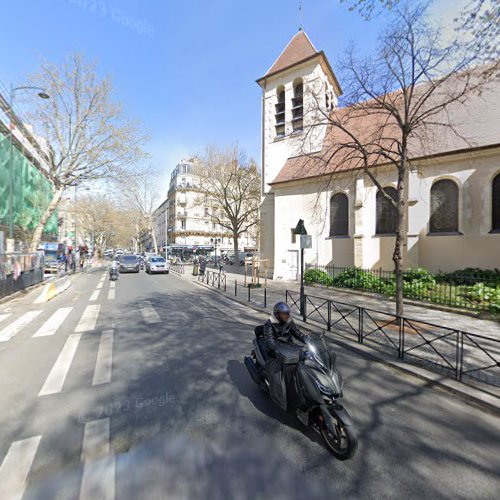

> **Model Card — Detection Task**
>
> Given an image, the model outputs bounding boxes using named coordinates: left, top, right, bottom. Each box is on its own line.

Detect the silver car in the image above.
left=146, top=256, right=170, bottom=274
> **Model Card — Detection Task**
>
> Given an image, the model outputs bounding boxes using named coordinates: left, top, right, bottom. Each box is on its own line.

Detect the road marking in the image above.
left=75, top=305, right=101, bottom=333
left=33, top=307, right=73, bottom=338
left=96, top=282, right=104, bottom=290
left=38, top=334, right=81, bottom=396
left=0, top=435, right=41, bottom=500
left=140, top=301, right=161, bottom=324
left=107, top=289, right=115, bottom=300
left=80, top=418, right=115, bottom=500
left=93, top=330, right=113, bottom=385
left=0, top=310, right=43, bottom=342
left=109, top=281, right=116, bottom=289
left=0, top=313, right=11, bottom=324
left=90, top=289, right=101, bottom=302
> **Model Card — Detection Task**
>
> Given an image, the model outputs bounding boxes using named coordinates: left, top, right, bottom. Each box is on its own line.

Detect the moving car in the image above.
left=118, top=255, right=140, bottom=273
left=146, top=256, right=169, bottom=274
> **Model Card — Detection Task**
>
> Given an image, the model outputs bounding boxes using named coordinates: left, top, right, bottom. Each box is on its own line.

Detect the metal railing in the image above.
left=286, top=289, right=500, bottom=389
left=198, top=270, right=227, bottom=291
left=305, top=264, right=500, bottom=313
left=169, top=263, right=185, bottom=274
left=0, top=252, right=45, bottom=299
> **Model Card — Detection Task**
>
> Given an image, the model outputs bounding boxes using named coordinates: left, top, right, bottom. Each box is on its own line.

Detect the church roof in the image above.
left=264, top=30, right=318, bottom=77
left=271, top=70, right=500, bottom=185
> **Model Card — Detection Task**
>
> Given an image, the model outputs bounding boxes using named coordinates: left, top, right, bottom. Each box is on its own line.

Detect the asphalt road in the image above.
left=0, top=269, right=499, bottom=499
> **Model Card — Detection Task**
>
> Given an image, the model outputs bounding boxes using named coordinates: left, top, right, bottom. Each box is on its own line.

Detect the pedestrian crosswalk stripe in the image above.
left=80, top=418, right=115, bottom=500
left=0, top=313, right=11, bottom=324
left=93, top=330, right=113, bottom=385
left=140, top=301, right=161, bottom=324
left=90, top=289, right=101, bottom=301
left=38, top=334, right=82, bottom=396
left=33, top=307, right=73, bottom=338
left=96, top=282, right=104, bottom=290
left=75, top=305, right=101, bottom=333
left=107, top=289, right=115, bottom=300
left=0, top=435, right=41, bottom=500
left=109, top=281, right=116, bottom=289
left=0, top=310, right=43, bottom=342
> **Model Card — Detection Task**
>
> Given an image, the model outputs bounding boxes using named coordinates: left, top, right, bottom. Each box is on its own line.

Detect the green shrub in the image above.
left=304, top=269, right=333, bottom=286
left=332, top=268, right=388, bottom=293
left=436, top=267, right=500, bottom=286
left=403, top=268, right=436, bottom=287
left=460, top=283, right=500, bottom=313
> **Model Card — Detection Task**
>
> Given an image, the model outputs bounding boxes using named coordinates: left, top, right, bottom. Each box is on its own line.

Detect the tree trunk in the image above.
left=150, top=223, right=158, bottom=254
left=393, top=152, right=408, bottom=317
left=233, top=228, right=239, bottom=264
left=29, top=187, right=64, bottom=252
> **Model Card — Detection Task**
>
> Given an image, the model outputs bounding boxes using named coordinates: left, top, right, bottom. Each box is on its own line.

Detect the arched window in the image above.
left=492, top=173, right=500, bottom=232
left=376, top=187, right=397, bottom=234
left=330, top=193, right=349, bottom=236
left=275, top=87, right=285, bottom=138
left=430, top=179, right=459, bottom=233
left=292, top=80, right=303, bottom=132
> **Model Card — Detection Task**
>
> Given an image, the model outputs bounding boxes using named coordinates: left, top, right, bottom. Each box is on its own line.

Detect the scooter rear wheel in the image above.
left=320, top=419, right=358, bottom=460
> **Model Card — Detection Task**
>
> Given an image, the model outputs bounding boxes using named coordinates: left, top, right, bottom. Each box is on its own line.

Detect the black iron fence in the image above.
left=199, top=270, right=227, bottom=291
left=286, top=289, right=500, bottom=389
left=0, top=252, right=45, bottom=300
left=305, top=264, right=500, bottom=313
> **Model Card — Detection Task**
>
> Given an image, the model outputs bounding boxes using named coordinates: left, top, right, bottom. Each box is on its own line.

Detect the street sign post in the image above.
left=294, top=220, right=308, bottom=318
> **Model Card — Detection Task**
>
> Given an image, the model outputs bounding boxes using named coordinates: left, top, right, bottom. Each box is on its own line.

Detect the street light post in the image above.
left=7, top=85, right=50, bottom=243
left=294, top=219, right=309, bottom=319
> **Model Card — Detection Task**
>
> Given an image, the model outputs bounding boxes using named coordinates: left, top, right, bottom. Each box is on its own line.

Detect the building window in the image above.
left=329, top=193, right=349, bottom=236
left=292, top=80, right=303, bottom=132
left=492, top=173, right=500, bottom=232
left=275, top=87, right=285, bottom=138
left=430, top=179, right=459, bottom=233
left=376, top=187, right=398, bottom=234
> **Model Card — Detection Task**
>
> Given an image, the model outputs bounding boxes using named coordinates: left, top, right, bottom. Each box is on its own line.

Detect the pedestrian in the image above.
left=199, top=258, right=206, bottom=276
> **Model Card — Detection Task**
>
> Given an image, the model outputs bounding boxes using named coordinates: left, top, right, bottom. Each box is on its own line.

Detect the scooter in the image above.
left=244, top=328, right=358, bottom=460
left=109, top=268, right=119, bottom=281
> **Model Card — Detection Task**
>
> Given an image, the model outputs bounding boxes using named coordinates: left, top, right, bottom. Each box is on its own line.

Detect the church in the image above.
left=257, top=30, right=500, bottom=280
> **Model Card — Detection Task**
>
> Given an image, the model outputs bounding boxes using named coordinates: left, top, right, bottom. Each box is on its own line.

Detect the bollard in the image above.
left=248, top=285, right=251, bottom=302
left=235, top=280, right=237, bottom=296
left=264, top=287, right=267, bottom=308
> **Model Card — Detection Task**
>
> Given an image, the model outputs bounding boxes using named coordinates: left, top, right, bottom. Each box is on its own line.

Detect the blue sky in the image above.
left=1, top=0, right=462, bottom=194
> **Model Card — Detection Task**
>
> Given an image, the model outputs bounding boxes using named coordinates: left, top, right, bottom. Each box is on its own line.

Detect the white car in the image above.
left=146, top=256, right=170, bottom=274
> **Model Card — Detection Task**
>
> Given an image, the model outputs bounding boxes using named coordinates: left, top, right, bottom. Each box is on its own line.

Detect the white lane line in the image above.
left=38, top=334, right=81, bottom=396
left=0, top=313, right=11, bottom=324
left=107, top=289, right=115, bottom=300
left=0, top=310, right=43, bottom=342
left=93, top=330, right=113, bottom=385
left=0, top=435, right=41, bottom=500
left=33, top=307, right=73, bottom=338
left=80, top=418, right=115, bottom=500
left=89, top=289, right=101, bottom=302
left=140, top=301, right=161, bottom=324
left=75, top=305, right=101, bottom=333
left=109, top=281, right=116, bottom=289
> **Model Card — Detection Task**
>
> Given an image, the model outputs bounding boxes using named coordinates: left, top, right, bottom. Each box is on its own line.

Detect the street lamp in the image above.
left=294, top=219, right=308, bottom=317
left=210, top=237, right=221, bottom=268
left=8, top=85, right=50, bottom=242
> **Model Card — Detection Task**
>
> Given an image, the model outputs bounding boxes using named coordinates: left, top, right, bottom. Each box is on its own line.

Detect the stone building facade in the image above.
left=257, top=30, right=500, bottom=280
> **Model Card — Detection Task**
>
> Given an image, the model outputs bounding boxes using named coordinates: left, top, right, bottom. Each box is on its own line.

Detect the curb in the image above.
left=188, top=276, right=500, bottom=415
left=34, top=275, right=72, bottom=304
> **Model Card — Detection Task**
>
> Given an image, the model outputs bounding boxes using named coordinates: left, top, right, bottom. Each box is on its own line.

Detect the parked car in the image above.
left=118, top=255, right=140, bottom=273
left=146, top=256, right=170, bottom=274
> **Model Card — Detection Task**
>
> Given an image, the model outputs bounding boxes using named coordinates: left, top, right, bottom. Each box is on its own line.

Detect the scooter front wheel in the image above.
left=320, top=419, right=358, bottom=460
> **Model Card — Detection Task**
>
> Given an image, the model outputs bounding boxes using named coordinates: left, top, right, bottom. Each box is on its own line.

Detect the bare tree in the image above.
left=27, top=53, right=146, bottom=251
left=120, top=166, right=161, bottom=254
left=195, top=145, right=261, bottom=260
left=303, top=3, right=496, bottom=315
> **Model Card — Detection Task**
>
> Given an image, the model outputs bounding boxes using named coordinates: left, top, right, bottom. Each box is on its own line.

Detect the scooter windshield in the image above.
left=305, top=337, right=333, bottom=371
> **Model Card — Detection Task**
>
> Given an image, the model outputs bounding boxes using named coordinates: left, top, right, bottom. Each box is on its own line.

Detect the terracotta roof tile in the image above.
left=265, top=30, right=318, bottom=77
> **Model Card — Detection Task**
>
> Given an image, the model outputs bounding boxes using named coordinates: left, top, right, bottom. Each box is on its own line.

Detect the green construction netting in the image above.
left=0, top=134, right=58, bottom=237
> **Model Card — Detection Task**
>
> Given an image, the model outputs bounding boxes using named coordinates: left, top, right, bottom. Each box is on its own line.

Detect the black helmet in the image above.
left=273, top=301, right=291, bottom=324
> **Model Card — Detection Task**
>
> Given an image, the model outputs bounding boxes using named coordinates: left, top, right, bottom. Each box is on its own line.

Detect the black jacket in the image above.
left=263, top=316, right=306, bottom=357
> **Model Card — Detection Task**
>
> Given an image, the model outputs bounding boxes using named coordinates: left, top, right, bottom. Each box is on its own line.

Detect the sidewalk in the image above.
left=190, top=264, right=500, bottom=337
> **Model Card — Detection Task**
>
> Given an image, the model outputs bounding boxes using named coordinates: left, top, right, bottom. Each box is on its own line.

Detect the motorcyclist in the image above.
left=109, top=259, right=119, bottom=279
left=263, top=301, right=308, bottom=358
